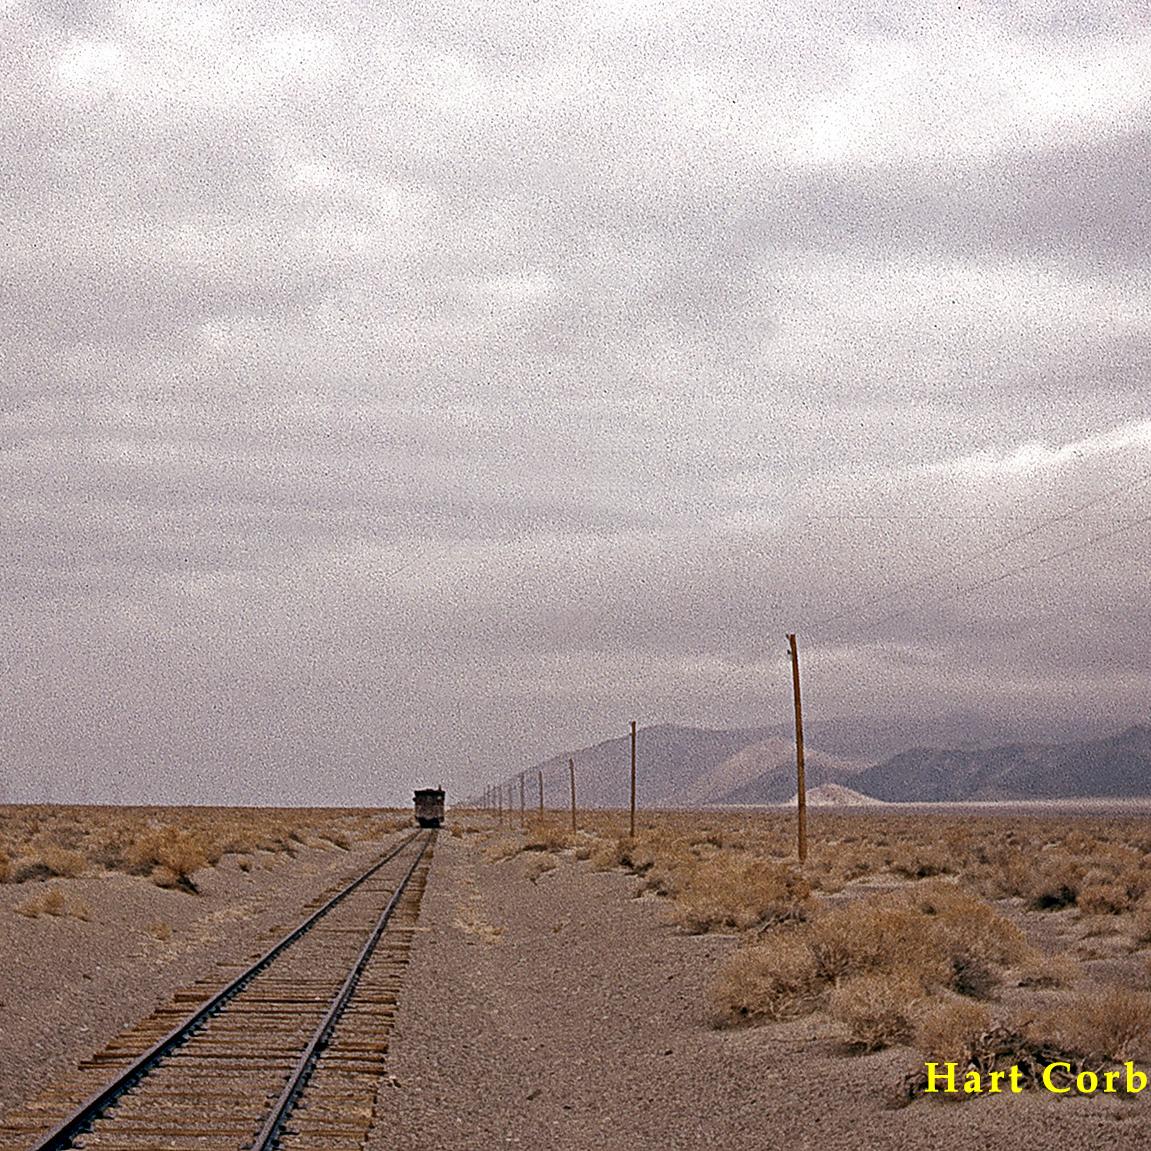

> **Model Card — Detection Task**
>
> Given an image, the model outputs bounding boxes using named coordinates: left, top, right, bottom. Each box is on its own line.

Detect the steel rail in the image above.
left=27, top=828, right=425, bottom=1151
left=250, top=829, right=434, bottom=1150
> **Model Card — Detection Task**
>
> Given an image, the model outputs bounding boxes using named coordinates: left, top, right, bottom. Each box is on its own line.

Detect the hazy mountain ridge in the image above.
left=852, top=724, right=1151, bottom=802
left=665, top=738, right=865, bottom=806
left=507, top=721, right=1151, bottom=809
left=528, top=724, right=787, bottom=809
left=516, top=724, right=865, bottom=809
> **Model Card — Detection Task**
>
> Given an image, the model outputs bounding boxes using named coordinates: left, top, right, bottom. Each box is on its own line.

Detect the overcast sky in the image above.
left=2, top=2, right=1148, bottom=805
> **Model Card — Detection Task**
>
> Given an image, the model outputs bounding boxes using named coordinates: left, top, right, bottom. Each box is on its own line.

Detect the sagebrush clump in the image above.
left=711, top=882, right=1033, bottom=1033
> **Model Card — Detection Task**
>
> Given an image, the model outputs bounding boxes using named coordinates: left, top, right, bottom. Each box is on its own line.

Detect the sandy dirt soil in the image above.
left=368, top=832, right=1151, bottom=1151
left=0, top=831, right=408, bottom=1120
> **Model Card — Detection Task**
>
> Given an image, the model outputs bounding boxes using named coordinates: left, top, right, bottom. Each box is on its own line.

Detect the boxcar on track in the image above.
left=413, top=787, right=445, bottom=828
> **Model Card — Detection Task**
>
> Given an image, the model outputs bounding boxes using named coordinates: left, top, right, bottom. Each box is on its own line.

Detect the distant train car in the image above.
left=413, top=787, right=445, bottom=828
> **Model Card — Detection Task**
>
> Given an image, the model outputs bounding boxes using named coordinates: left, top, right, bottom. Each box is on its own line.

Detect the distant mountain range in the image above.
left=852, top=723, right=1151, bottom=802
left=498, top=722, right=1151, bottom=808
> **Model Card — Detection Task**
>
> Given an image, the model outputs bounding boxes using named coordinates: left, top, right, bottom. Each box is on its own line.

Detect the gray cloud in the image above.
left=2, top=1, right=1148, bottom=803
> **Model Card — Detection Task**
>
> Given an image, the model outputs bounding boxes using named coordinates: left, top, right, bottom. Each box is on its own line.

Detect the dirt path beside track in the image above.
left=369, top=831, right=1151, bottom=1151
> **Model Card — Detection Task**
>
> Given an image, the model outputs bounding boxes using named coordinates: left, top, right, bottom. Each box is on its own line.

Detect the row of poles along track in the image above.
left=474, top=632, right=812, bottom=864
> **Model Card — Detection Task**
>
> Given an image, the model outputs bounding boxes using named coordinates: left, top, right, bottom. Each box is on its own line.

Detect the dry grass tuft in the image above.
left=16, top=887, right=66, bottom=917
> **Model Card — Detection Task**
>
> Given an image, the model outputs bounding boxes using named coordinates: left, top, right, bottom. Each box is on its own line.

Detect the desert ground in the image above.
left=4, top=805, right=1151, bottom=1149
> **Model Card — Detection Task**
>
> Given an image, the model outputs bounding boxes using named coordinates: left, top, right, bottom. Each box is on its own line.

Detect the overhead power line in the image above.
left=808, top=464, right=1151, bottom=638
left=848, top=509, right=1151, bottom=633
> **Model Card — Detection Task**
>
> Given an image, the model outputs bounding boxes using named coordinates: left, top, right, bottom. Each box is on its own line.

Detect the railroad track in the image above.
left=1, top=829, right=436, bottom=1151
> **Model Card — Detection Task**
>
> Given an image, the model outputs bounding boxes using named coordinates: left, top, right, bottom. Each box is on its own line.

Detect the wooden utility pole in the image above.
left=787, top=633, right=808, bottom=864
left=537, top=770, right=544, bottom=818
left=569, top=757, right=577, bottom=832
left=497, top=785, right=503, bottom=825
left=518, top=772, right=525, bottom=825
left=629, top=719, right=637, bottom=839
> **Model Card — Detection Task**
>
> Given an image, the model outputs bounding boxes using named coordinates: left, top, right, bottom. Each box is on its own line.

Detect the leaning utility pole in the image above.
left=629, top=719, right=637, bottom=839
left=787, top=633, right=808, bottom=864
left=537, top=770, right=544, bottom=818
left=518, top=771, right=525, bottom=826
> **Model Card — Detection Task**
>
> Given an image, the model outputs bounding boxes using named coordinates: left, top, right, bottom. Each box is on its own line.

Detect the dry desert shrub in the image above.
left=16, top=887, right=67, bottom=917
left=808, top=904, right=931, bottom=984
left=588, top=836, right=632, bottom=872
left=15, top=885, right=88, bottom=919
left=712, top=935, right=821, bottom=1024
left=572, top=833, right=598, bottom=861
left=915, top=999, right=993, bottom=1063
left=484, top=835, right=525, bottom=863
left=807, top=883, right=1028, bottom=995
left=1076, top=873, right=1136, bottom=915
left=1032, top=987, right=1151, bottom=1063
left=713, top=883, right=1031, bottom=1030
left=37, top=846, right=86, bottom=878
left=1016, top=953, right=1080, bottom=989
left=126, top=828, right=209, bottom=892
left=523, top=824, right=575, bottom=853
left=907, top=882, right=1031, bottom=967
left=9, top=857, right=55, bottom=884
left=1129, top=902, right=1151, bottom=945
left=672, top=857, right=811, bottom=934
left=1026, top=852, right=1086, bottom=910
left=889, top=846, right=954, bottom=880
left=146, top=921, right=173, bottom=941
left=636, top=847, right=697, bottom=898
left=523, top=854, right=559, bottom=883
left=829, top=974, right=924, bottom=1051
